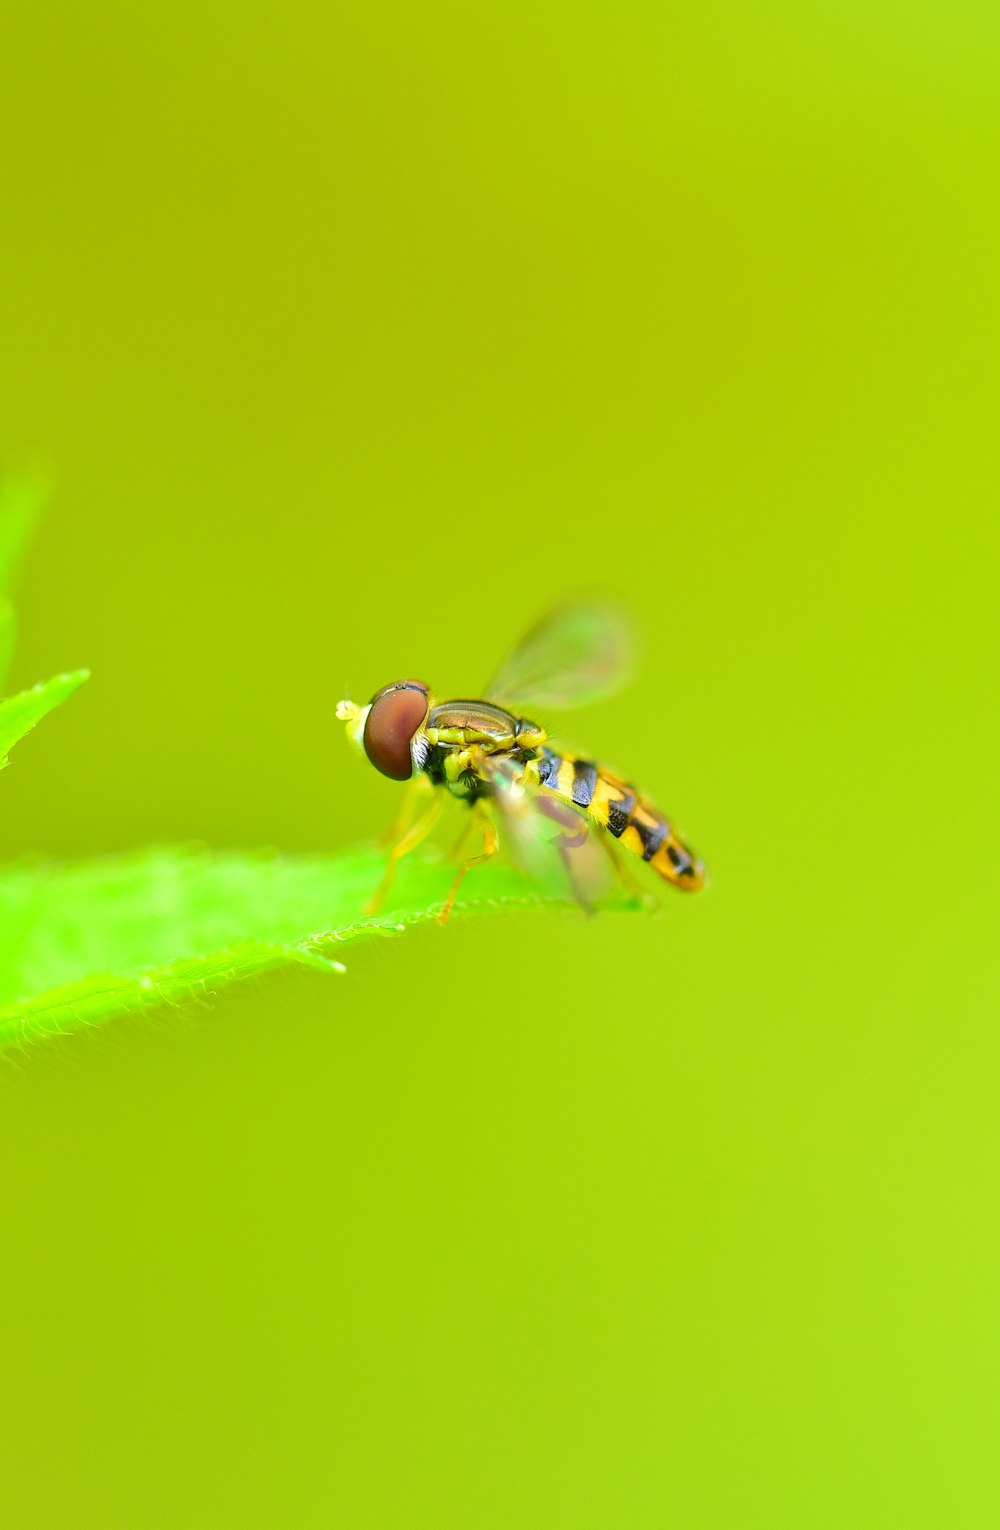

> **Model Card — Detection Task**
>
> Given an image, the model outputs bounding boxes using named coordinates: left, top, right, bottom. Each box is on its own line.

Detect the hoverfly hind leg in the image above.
left=554, top=820, right=598, bottom=915
left=534, top=795, right=598, bottom=914
left=596, top=828, right=658, bottom=911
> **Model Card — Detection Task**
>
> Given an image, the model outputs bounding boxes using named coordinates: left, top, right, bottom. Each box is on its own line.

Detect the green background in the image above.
left=2, top=2, right=998, bottom=1524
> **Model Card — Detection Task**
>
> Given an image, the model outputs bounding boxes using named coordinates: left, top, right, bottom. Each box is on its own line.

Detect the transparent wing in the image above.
left=480, top=753, right=612, bottom=909
left=483, top=600, right=634, bottom=713
left=477, top=753, right=560, bottom=884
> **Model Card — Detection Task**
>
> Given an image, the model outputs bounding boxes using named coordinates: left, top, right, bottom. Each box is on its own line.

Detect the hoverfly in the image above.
left=336, top=603, right=705, bottom=922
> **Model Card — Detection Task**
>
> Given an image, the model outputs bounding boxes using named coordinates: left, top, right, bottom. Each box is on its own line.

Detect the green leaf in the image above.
left=0, top=473, right=47, bottom=596
left=0, top=669, right=89, bottom=771
left=0, top=844, right=641, bottom=1052
left=0, top=473, right=48, bottom=690
left=0, top=598, right=15, bottom=690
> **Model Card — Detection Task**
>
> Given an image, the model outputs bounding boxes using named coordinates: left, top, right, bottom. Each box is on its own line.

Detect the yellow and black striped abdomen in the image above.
left=534, top=749, right=705, bottom=892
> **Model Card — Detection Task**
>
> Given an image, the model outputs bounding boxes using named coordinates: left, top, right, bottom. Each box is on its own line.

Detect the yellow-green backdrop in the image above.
left=2, top=2, right=998, bottom=1525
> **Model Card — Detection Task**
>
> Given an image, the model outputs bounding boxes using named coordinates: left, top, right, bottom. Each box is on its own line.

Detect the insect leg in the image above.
left=553, top=819, right=597, bottom=915
left=449, top=810, right=478, bottom=861
left=378, top=773, right=433, bottom=847
left=530, top=794, right=596, bottom=913
left=365, top=791, right=444, bottom=915
left=436, top=806, right=500, bottom=926
left=596, top=827, right=658, bottom=909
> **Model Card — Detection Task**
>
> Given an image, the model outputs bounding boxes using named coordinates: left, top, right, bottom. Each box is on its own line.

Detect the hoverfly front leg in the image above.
left=365, top=791, right=444, bottom=916
left=379, top=773, right=433, bottom=848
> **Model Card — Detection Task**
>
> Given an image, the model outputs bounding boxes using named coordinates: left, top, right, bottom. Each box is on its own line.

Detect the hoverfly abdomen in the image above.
left=532, top=748, right=705, bottom=893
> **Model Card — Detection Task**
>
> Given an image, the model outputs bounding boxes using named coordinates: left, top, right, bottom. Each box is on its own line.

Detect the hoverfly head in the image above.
left=338, top=680, right=430, bottom=781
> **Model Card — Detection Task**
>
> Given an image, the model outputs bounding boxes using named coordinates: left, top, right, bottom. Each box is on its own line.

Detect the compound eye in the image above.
left=363, top=681, right=429, bottom=780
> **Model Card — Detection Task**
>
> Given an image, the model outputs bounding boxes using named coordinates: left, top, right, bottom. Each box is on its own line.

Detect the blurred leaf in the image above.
left=0, top=473, right=48, bottom=689
left=0, top=473, right=47, bottom=596
left=0, top=844, right=640, bottom=1052
left=0, top=670, right=89, bottom=771
left=0, top=599, right=15, bottom=690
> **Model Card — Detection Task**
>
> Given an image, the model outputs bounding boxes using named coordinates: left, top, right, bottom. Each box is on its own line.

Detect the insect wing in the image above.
left=478, top=754, right=557, bottom=884
left=483, top=601, right=634, bottom=712
left=482, top=754, right=612, bottom=909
